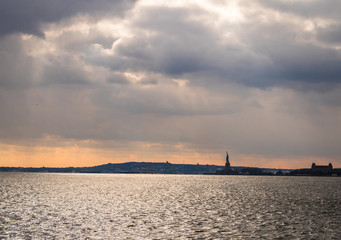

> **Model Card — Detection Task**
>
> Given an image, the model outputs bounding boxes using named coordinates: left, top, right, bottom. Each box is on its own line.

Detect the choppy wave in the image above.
left=0, top=173, right=340, bottom=239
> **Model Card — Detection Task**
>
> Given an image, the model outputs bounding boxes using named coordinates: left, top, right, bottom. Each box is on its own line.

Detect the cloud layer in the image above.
left=1, top=0, right=340, bottom=167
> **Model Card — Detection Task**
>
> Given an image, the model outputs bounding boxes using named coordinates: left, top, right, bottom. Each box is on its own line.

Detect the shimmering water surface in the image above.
left=0, top=173, right=340, bottom=239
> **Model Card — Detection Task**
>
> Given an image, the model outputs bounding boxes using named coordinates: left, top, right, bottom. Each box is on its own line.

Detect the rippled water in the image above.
left=0, top=173, right=340, bottom=239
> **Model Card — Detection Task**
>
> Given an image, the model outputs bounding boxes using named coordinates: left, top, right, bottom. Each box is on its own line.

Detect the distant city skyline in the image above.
left=1, top=0, right=341, bottom=168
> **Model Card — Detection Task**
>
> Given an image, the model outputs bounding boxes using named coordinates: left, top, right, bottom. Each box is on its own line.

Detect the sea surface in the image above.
left=0, top=173, right=340, bottom=239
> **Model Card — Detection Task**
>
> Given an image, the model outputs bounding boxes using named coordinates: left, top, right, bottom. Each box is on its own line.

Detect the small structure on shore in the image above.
left=311, top=163, right=333, bottom=176
left=290, top=162, right=339, bottom=176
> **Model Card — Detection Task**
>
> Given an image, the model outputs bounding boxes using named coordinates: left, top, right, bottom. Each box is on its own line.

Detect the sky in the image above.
left=0, top=0, right=340, bottom=169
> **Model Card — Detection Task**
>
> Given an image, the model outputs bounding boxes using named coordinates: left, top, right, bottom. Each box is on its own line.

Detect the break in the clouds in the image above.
left=0, top=0, right=340, bottom=167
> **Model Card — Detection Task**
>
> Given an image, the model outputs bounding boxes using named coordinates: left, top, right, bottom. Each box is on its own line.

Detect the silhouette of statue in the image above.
left=215, top=151, right=233, bottom=175
left=225, top=151, right=230, bottom=171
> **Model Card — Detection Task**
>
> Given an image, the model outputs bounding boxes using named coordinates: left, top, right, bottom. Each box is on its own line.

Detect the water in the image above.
left=0, top=173, right=340, bottom=239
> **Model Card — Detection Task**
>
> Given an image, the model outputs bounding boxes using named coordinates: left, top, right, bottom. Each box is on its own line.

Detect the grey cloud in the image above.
left=1, top=1, right=341, bottom=164
left=255, top=0, right=341, bottom=20
left=4, top=2, right=337, bottom=92
left=0, top=87, right=100, bottom=140
left=138, top=78, right=158, bottom=85
left=91, top=4, right=341, bottom=90
left=109, top=6, right=220, bottom=74
left=52, top=26, right=119, bottom=54
left=234, top=17, right=341, bottom=88
left=263, top=43, right=341, bottom=84
left=41, top=54, right=94, bottom=87
left=0, top=35, right=36, bottom=89
left=1, top=80, right=340, bottom=160
left=106, top=73, right=129, bottom=85
left=0, top=0, right=137, bottom=37
left=317, top=24, right=341, bottom=45
left=135, top=6, right=210, bottom=38
left=91, top=7, right=232, bottom=76
left=43, top=64, right=91, bottom=86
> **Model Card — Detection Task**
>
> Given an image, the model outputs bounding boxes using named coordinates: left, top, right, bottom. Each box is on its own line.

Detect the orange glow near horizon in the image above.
left=0, top=143, right=222, bottom=168
left=0, top=142, right=340, bottom=169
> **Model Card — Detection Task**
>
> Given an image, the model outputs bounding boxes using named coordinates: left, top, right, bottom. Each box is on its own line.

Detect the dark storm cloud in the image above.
left=0, top=0, right=136, bottom=37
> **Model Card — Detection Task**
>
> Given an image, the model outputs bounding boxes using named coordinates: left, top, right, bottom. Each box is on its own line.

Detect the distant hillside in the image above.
left=0, top=162, right=290, bottom=175
left=0, top=162, right=221, bottom=174
left=80, top=162, right=222, bottom=174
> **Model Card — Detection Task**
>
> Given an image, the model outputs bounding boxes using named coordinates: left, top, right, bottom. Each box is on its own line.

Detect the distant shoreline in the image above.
left=0, top=161, right=291, bottom=175
left=1, top=161, right=340, bottom=176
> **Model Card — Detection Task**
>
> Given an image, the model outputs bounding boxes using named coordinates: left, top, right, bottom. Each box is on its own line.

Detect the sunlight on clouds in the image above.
left=199, top=0, right=244, bottom=23
left=303, top=20, right=315, bottom=32
left=20, top=34, right=55, bottom=58
left=95, top=19, right=128, bottom=38
left=172, top=78, right=188, bottom=87
left=45, top=17, right=92, bottom=38
left=136, top=0, right=192, bottom=8
left=137, top=0, right=244, bottom=24
left=123, top=72, right=145, bottom=84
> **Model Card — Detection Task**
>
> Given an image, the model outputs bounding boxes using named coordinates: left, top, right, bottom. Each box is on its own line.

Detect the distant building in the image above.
left=290, top=163, right=335, bottom=176
left=311, top=163, right=333, bottom=176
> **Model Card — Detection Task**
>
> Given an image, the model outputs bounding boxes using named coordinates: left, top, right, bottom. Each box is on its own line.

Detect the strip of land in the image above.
left=1, top=162, right=340, bottom=176
left=0, top=162, right=292, bottom=175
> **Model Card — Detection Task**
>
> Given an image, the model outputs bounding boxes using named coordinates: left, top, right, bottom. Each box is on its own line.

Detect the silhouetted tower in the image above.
left=225, top=151, right=231, bottom=171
